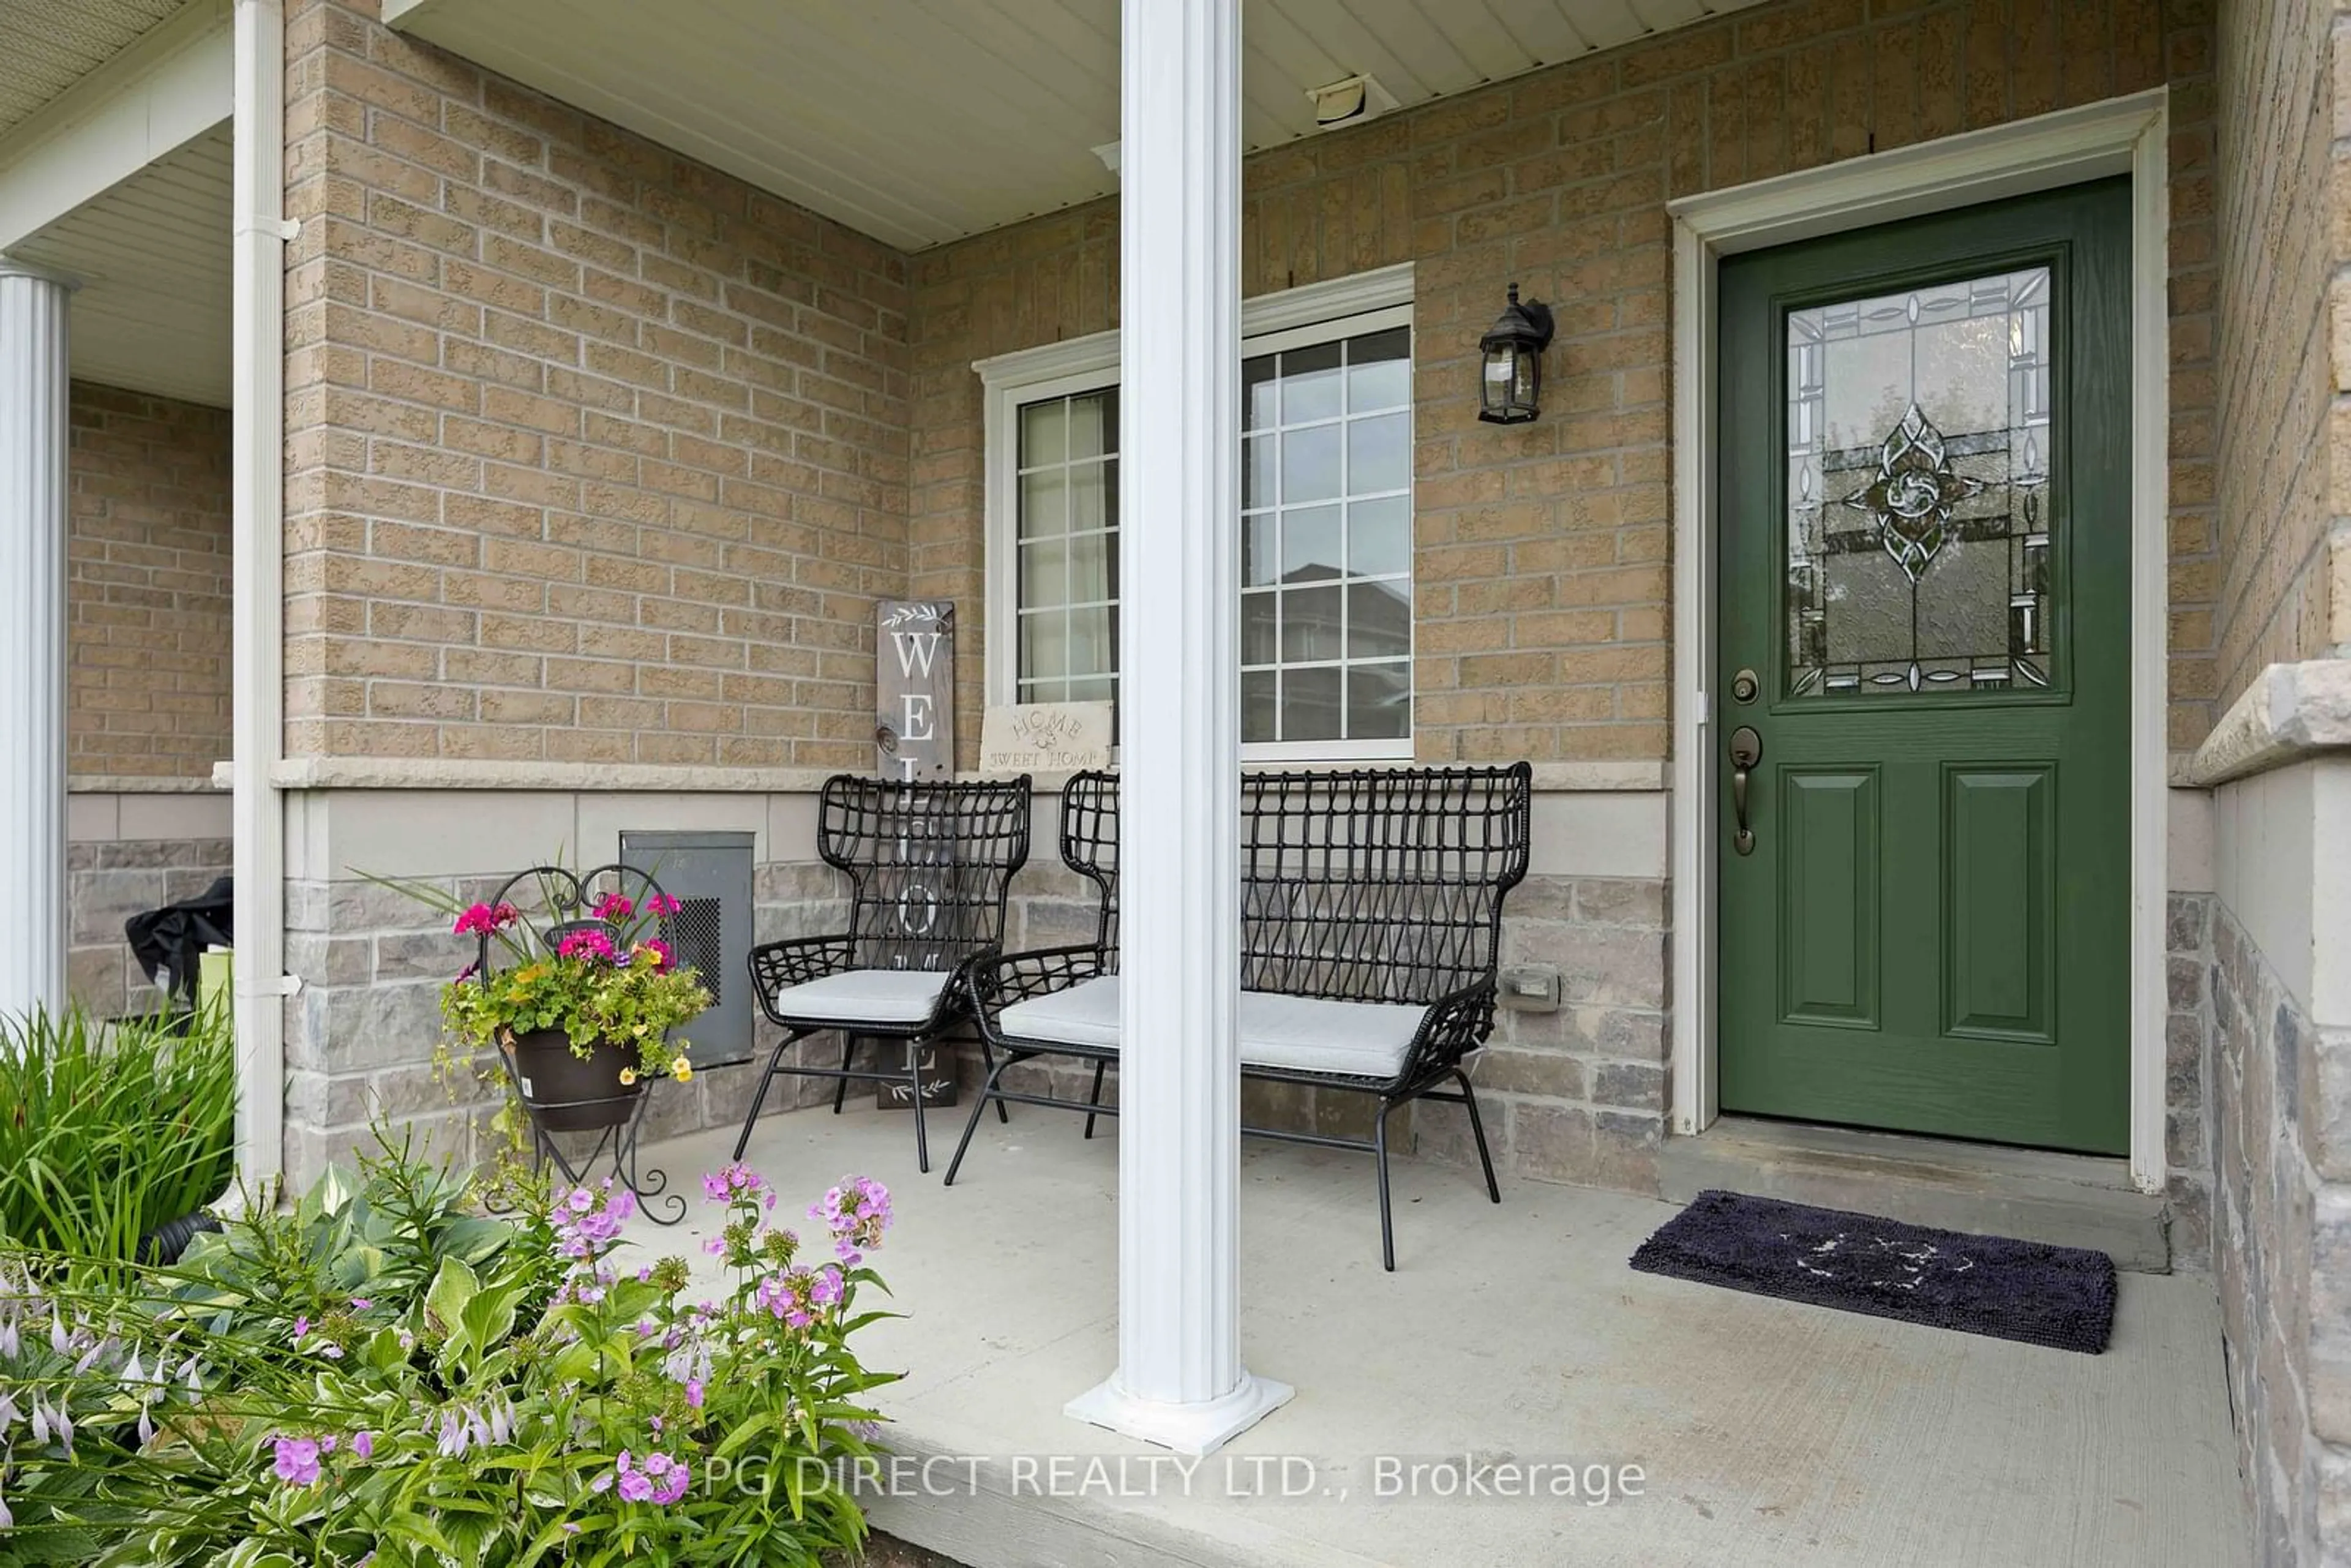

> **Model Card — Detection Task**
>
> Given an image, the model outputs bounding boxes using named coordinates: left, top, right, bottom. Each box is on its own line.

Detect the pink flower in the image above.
left=351, top=1430, right=374, bottom=1461
left=642, top=938, right=677, bottom=973
left=645, top=893, right=681, bottom=918
left=557, top=929, right=618, bottom=964
left=272, top=1436, right=321, bottom=1487
left=592, top=891, right=636, bottom=923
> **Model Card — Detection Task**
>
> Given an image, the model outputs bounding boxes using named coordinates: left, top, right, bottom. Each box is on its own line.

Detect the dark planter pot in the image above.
left=506, top=1028, right=645, bottom=1132
left=138, top=1210, right=224, bottom=1265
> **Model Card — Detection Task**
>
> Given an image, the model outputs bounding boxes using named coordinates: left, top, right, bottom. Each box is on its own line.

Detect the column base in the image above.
left=1065, top=1370, right=1294, bottom=1457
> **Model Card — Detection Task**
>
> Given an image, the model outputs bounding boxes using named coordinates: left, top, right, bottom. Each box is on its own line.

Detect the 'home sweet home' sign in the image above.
left=874, top=601, right=953, bottom=781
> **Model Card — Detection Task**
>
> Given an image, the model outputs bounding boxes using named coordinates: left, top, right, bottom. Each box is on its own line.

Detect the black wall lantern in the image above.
left=1477, top=282, right=1554, bottom=424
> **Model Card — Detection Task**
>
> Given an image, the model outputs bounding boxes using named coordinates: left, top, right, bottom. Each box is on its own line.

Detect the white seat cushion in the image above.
left=772, top=968, right=950, bottom=1025
left=997, top=975, right=1427, bottom=1081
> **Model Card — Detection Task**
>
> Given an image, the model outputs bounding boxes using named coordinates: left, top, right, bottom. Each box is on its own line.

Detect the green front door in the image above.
left=1715, top=180, right=2131, bottom=1155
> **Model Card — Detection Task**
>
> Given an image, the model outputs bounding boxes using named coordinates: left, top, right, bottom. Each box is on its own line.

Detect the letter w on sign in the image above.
left=876, top=601, right=954, bottom=781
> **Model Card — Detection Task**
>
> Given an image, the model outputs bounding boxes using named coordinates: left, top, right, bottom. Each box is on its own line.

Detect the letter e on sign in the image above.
left=876, top=601, right=954, bottom=781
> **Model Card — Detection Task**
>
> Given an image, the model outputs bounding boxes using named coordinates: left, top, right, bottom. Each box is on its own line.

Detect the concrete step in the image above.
left=1657, top=1117, right=2172, bottom=1273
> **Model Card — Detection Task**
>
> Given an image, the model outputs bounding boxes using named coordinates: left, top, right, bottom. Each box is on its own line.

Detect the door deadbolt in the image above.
left=1730, top=667, right=1760, bottom=704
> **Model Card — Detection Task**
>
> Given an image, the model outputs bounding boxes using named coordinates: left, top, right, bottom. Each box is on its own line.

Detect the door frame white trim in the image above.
left=1665, top=89, right=2172, bottom=1193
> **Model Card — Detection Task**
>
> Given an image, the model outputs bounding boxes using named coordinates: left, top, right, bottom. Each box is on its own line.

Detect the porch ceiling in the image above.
left=7, top=121, right=231, bottom=406
left=383, top=0, right=1766, bottom=252
left=0, top=0, right=190, bottom=137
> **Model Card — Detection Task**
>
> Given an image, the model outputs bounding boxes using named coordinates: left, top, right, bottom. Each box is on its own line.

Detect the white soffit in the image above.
left=385, top=0, right=1764, bottom=251
left=0, top=0, right=192, bottom=137
left=7, top=122, right=231, bottom=405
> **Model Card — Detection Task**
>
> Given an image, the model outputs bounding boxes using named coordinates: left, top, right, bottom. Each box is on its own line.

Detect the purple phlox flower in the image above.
left=272, top=1436, right=323, bottom=1487
left=686, top=1378, right=705, bottom=1409
left=614, top=1449, right=656, bottom=1503
left=291, top=1315, right=310, bottom=1343
left=352, top=1429, right=375, bottom=1461
left=350, top=1297, right=373, bottom=1311
left=703, top=1163, right=767, bottom=1204
left=813, top=1174, right=893, bottom=1257
left=590, top=1471, right=613, bottom=1494
left=811, top=1266, right=846, bottom=1308
left=649, top=1414, right=663, bottom=1434
left=566, top=1187, right=596, bottom=1214
left=320, top=1434, right=338, bottom=1454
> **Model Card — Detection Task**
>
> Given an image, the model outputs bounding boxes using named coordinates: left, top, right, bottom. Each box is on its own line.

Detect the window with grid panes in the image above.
left=999, top=304, right=1412, bottom=757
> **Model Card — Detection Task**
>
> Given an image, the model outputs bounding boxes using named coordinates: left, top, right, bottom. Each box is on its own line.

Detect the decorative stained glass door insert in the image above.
left=1715, top=181, right=2132, bottom=1157
left=1785, top=268, right=2053, bottom=697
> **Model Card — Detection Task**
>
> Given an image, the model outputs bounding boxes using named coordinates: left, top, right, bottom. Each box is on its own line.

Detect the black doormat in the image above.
left=1629, top=1189, right=2117, bottom=1354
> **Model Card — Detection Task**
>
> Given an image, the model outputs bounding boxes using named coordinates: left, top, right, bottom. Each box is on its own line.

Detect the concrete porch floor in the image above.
left=618, top=1105, right=2248, bottom=1568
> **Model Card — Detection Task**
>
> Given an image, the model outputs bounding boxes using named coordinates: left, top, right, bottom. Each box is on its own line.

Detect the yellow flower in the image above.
left=670, top=1055, right=693, bottom=1082
left=618, top=1067, right=639, bottom=1086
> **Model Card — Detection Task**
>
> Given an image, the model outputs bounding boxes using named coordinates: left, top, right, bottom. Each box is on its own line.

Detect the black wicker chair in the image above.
left=951, top=762, right=1532, bottom=1269
left=737, top=774, right=1031, bottom=1172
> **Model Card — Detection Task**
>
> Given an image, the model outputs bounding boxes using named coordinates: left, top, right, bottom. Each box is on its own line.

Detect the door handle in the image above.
left=1728, top=726, right=1762, bottom=857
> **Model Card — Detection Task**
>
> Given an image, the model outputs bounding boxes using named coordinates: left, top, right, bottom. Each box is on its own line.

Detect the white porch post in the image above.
left=0, top=260, right=73, bottom=1024
left=1065, top=0, right=1292, bottom=1455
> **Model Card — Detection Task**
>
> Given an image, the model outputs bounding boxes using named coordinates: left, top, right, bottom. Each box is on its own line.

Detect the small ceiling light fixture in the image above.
left=1477, top=282, right=1555, bottom=425
left=1308, top=73, right=1397, bottom=131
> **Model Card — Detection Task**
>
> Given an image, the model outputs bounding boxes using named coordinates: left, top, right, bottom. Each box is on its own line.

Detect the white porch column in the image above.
left=1066, top=0, right=1291, bottom=1455
left=0, top=261, right=72, bottom=1025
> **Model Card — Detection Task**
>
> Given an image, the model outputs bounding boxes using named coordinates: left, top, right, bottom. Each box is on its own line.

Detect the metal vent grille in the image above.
left=662, top=897, right=724, bottom=1007
left=620, top=830, right=754, bottom=1067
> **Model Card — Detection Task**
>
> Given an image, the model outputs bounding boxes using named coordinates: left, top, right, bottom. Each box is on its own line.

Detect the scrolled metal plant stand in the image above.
left=473, top=862, right=692, bottom=1225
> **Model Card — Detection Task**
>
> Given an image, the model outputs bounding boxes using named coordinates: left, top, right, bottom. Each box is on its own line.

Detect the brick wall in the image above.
left=67, top=382, right=232, bottom=779
left=2209, top=0, right=2350, bottom=722
left=282, top=0, right=912, bottom=770
left=910, top=0, right=2219, bottom=767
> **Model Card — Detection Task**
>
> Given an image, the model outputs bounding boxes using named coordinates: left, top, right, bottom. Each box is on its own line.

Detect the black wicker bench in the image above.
left=737, top=773, right=1031, bottom=1173
left=949, top=762, right=1533, bottom=1269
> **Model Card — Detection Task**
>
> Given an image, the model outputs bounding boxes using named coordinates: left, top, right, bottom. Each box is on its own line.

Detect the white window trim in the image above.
left=976, top=263, right=1415, bottom=762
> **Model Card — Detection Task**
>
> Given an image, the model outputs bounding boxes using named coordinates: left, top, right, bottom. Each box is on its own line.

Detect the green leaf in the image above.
left=422, top=1253, right=481, bottom=1343
left=459, top=1284, right=519, bottom=1357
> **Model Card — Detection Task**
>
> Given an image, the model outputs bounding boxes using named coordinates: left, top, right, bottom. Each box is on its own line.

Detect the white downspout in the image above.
left=229, top=0, right=288, bottom=1188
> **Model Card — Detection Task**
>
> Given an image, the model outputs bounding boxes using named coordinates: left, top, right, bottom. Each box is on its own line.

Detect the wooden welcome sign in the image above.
left=875, top=601, right=953, bottom=781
